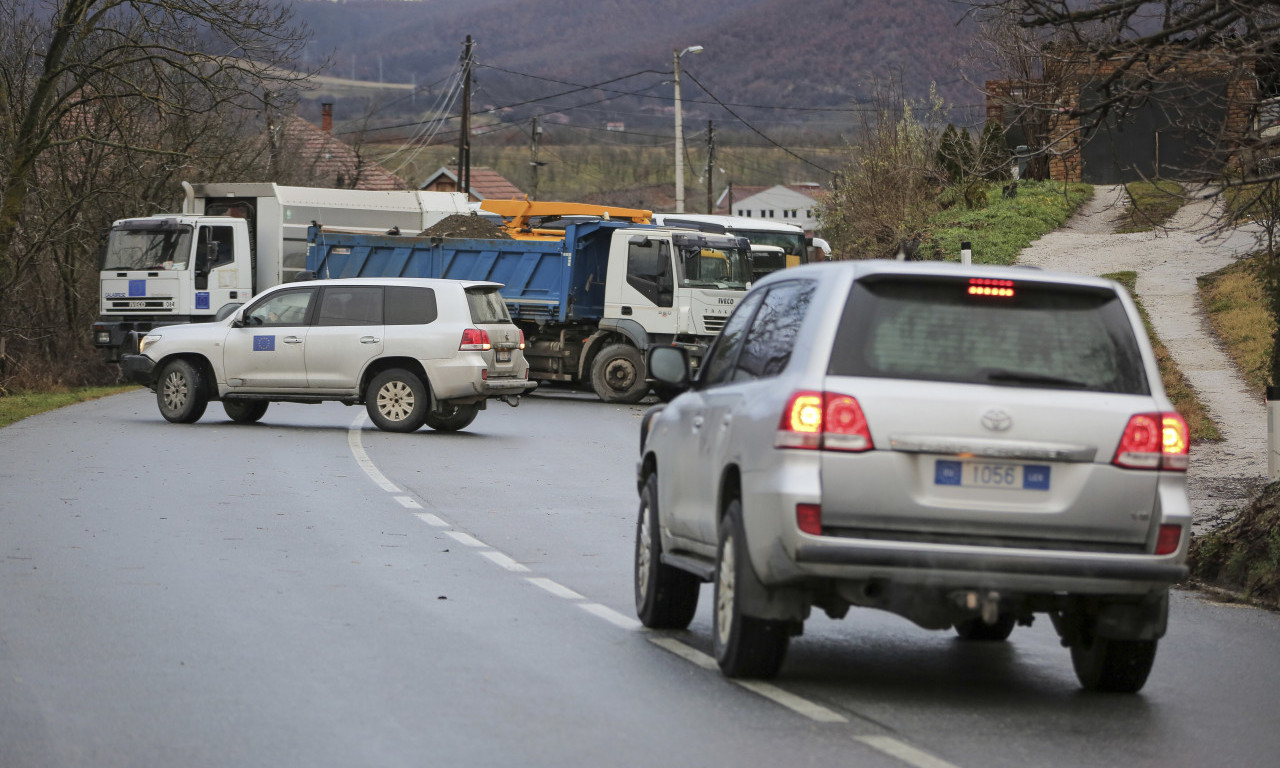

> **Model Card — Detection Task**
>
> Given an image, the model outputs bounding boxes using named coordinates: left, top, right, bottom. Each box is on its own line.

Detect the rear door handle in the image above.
left=360, top=336, right=381, bottom=344
left=283, top=336, right=302, bottom=344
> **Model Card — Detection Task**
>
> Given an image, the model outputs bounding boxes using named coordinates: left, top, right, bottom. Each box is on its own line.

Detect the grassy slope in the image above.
left=1192, top=254, right=1279, bottom=606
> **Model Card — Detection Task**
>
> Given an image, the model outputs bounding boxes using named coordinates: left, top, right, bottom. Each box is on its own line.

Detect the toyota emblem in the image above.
left=981, top=409, right=1012, bottom=432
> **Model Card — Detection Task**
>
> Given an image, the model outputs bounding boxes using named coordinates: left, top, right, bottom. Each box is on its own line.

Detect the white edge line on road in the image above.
left=578, top=603, right=642, bottom=630
left=444, top=530, right=487, bottom=548
left=648, top=637, right=848, bottom=724
left=854, top=736, right=961, bottom=768
left=734, top=679, right=848, bottom=724
left=648, top=636, right=718, bottom=670
left=526, top=577, right=584, bottom=600
left=394, top=496, right=422, bottom=509
left=346, top=414, right=400, bottom=493
left=413, top=512, right=449, bottom=527
left=480, top=550, right=530, bottom=572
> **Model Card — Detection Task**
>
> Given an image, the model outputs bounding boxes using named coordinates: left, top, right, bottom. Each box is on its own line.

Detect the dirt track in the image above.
left=1015, top=185, right=1269, bottom=533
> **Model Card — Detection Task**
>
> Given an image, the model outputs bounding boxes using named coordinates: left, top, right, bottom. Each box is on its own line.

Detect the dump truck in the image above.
left=305, top=218, right=752, bottom=402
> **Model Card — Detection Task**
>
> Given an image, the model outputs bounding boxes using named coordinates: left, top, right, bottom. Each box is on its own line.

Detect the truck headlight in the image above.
left=138, top=334, right=163, bottom=355
left=95, top=331, right=112, bottom=345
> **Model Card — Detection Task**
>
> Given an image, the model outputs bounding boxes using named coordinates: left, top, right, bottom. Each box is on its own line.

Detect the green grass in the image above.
left=0, top=386, right=137, bottom=429
left=925, top=180, right=1095, bottom=265
left=1104, top=271, right=1220, bottom=442
left=1199, top=255, right=1274, bottom=394
left=1116, top=180, right=1185, bottom=233
left=1190, top=480, right=1280, bottom=610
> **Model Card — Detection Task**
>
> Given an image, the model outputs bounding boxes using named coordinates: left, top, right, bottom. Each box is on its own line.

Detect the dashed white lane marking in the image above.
left=481, top=550, right=531, bottom=572
left=578, top=603, right=642, bottom=630
left=444, top=530, right=487, bottom=548
left=736, top=680, right=848, bottom=724
left=527, top=577, right=584, bottom=599
left=347, top=414, right=400, bottom=493
left=649, top=637, right=848, bottom=723
left=855, top=736, right=963, bottom=768
left=346, top=417, right=946, bottom=757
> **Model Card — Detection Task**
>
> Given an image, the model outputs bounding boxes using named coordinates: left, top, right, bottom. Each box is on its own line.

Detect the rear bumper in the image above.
left=119, top=354, right=156, bottom=388
left=479, top=378, right=539, bottom=397
left=793, top=540, right=1187, bottom=587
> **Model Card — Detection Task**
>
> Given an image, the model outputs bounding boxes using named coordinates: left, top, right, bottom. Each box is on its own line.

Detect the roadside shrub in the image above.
left=1190, top=481, right=1280, bottom=610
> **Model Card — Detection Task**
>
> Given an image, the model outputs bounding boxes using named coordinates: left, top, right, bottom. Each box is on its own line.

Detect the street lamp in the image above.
left=673, top=45, right=704, bottom=213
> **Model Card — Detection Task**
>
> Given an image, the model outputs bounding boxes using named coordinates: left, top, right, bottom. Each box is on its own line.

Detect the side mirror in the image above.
left=647, top=346, right=691, bottom=389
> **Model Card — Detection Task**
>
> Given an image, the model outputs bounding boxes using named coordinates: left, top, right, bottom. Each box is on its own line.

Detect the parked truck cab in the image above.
left=93, top=182, right=470, bottom=362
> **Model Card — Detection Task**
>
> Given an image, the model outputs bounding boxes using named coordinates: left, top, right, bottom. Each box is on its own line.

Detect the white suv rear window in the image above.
left=830, top=276, right=1150, bottom=394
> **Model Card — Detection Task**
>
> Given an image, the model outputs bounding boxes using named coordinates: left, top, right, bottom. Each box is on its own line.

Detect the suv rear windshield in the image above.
left=830, top=276, right=1150, bottom=394
left=465, top=287, right=512, bottom=324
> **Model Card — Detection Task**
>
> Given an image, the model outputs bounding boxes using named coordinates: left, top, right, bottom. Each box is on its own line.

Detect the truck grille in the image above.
left=702, top=315, right=727, bottom=334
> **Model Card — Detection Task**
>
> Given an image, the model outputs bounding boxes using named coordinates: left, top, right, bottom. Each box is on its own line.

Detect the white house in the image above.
left=716, top=183, right=824, bottom=235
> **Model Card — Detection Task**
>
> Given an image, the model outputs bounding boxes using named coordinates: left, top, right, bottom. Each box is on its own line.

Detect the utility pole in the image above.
left=457, top=36, right=473, bottom=199
left=529, top=116, right=544, bottom=200
left=672, top=45, right=703, bottom=214
left=705, top=120, right=715, bottom=214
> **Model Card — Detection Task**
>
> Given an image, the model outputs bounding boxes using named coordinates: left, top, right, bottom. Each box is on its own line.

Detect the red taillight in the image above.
left=518, top=328, right=526, bottom=350
left=1113, top=412, right=1189, bottom=471
left=775, top=391, right=873, bottom=452
left=796, top=503, right=822, bottom=535
left=1155, top=524, right=1182, bottom=555
left=459, top=328, right=491, bottom=351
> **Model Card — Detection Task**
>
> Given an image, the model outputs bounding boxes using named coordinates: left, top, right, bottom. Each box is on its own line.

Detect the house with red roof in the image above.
left=419, top=166, right=525, bottom=202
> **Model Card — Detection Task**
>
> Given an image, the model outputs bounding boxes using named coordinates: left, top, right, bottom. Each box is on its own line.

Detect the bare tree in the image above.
left=817, top=80, right=948, bottom=260
left=0, top=0, right=309, bottom=387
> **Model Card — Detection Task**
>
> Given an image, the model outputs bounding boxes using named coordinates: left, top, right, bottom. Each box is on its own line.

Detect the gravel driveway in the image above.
left=1015, top=185, right=1269, bottom=533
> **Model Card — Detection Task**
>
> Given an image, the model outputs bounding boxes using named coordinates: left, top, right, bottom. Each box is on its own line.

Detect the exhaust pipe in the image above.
left=181, top=181, right=195, bottom=214
left=499, top=395, right=521, bottom=407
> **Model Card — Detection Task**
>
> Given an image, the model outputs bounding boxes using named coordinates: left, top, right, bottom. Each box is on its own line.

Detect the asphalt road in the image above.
left=2, top=389, right=1278, bottom=768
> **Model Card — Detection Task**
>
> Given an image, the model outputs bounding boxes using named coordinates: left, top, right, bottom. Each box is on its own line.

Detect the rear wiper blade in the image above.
left=981, top=368, right=1092, bottom=389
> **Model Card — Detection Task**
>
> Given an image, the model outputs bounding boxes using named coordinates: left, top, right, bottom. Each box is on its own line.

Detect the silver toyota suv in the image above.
left=636, top=260, right=1190, bottom=692
left=121, top=277, right=536, bottom=432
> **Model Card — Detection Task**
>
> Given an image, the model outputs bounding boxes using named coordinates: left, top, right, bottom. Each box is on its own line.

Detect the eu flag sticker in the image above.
left=253, top=335, right=275, bottom=351
left=128, top=279, right=146, bottom=297
left=195, top=292, right=210, bottom=310
left=935, top=460, right=962, bottom=486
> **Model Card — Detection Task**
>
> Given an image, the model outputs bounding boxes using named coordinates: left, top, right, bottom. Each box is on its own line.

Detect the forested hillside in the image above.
left=292, top=0, right=987, bottom=138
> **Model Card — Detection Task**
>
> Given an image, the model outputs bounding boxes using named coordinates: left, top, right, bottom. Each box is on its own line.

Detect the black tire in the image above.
left=713, top=500, right=789, bottom=678
left=590, top=343, right=649, bottom=404
left=634, top=473, right=700, bottom=629
left=222, top=399, right=268, bottom=424
left=1071, top=634, right=1158, bottom=693
left=365, top=368, right=429, bottom=433
left=424, top=403, right=480, bottom=432
left=156, top=359, right=208, bottom=424
left=955, top=614, right=1016, bottom=641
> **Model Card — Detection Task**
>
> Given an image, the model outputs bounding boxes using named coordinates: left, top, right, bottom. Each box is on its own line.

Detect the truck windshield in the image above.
left=737, top=230, right=807, bottom=276
left=102, top=226, right=193, bottom=271
left=676, top=244, right=752, bottom=289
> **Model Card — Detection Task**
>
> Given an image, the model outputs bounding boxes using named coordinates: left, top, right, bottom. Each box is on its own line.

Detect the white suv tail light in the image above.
left=459, top=328, right=492, bottom=351
left=775, top=391, right=873, bottom=452
left=1112, top=412, right=1189, bottom=471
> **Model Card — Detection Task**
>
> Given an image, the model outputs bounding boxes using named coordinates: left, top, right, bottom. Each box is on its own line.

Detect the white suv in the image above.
left=122, top=277, right=536, bottom=432
left=637, top=261, right=1190, bottom=692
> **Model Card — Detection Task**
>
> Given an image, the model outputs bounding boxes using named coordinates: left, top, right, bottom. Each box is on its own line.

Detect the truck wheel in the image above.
left=366, top=369, right=428, bottom=433
left=223, top=399, right=268, bottom=424
left=1071, top=634, right=1158, bottom=693
left=713, top=499, right=789, bottom=678
left=955, top=614, right=1016, bottom=641
left=634, top=473, right=700, bottom=629
left=157, top=359, right=208, bottom=424
left=591, top=343, right=649, bottom=404
left=424, top=403, right=479, bottom=432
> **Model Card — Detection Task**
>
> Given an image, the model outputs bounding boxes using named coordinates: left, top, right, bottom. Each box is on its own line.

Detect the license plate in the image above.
left=496, top=349, right=511, bottom=362
left=935, top=460, right=1050, bottom=491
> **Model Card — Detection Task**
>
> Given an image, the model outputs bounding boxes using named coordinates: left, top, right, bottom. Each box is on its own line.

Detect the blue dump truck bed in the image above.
left=305, top=223, right=626, bottom=324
